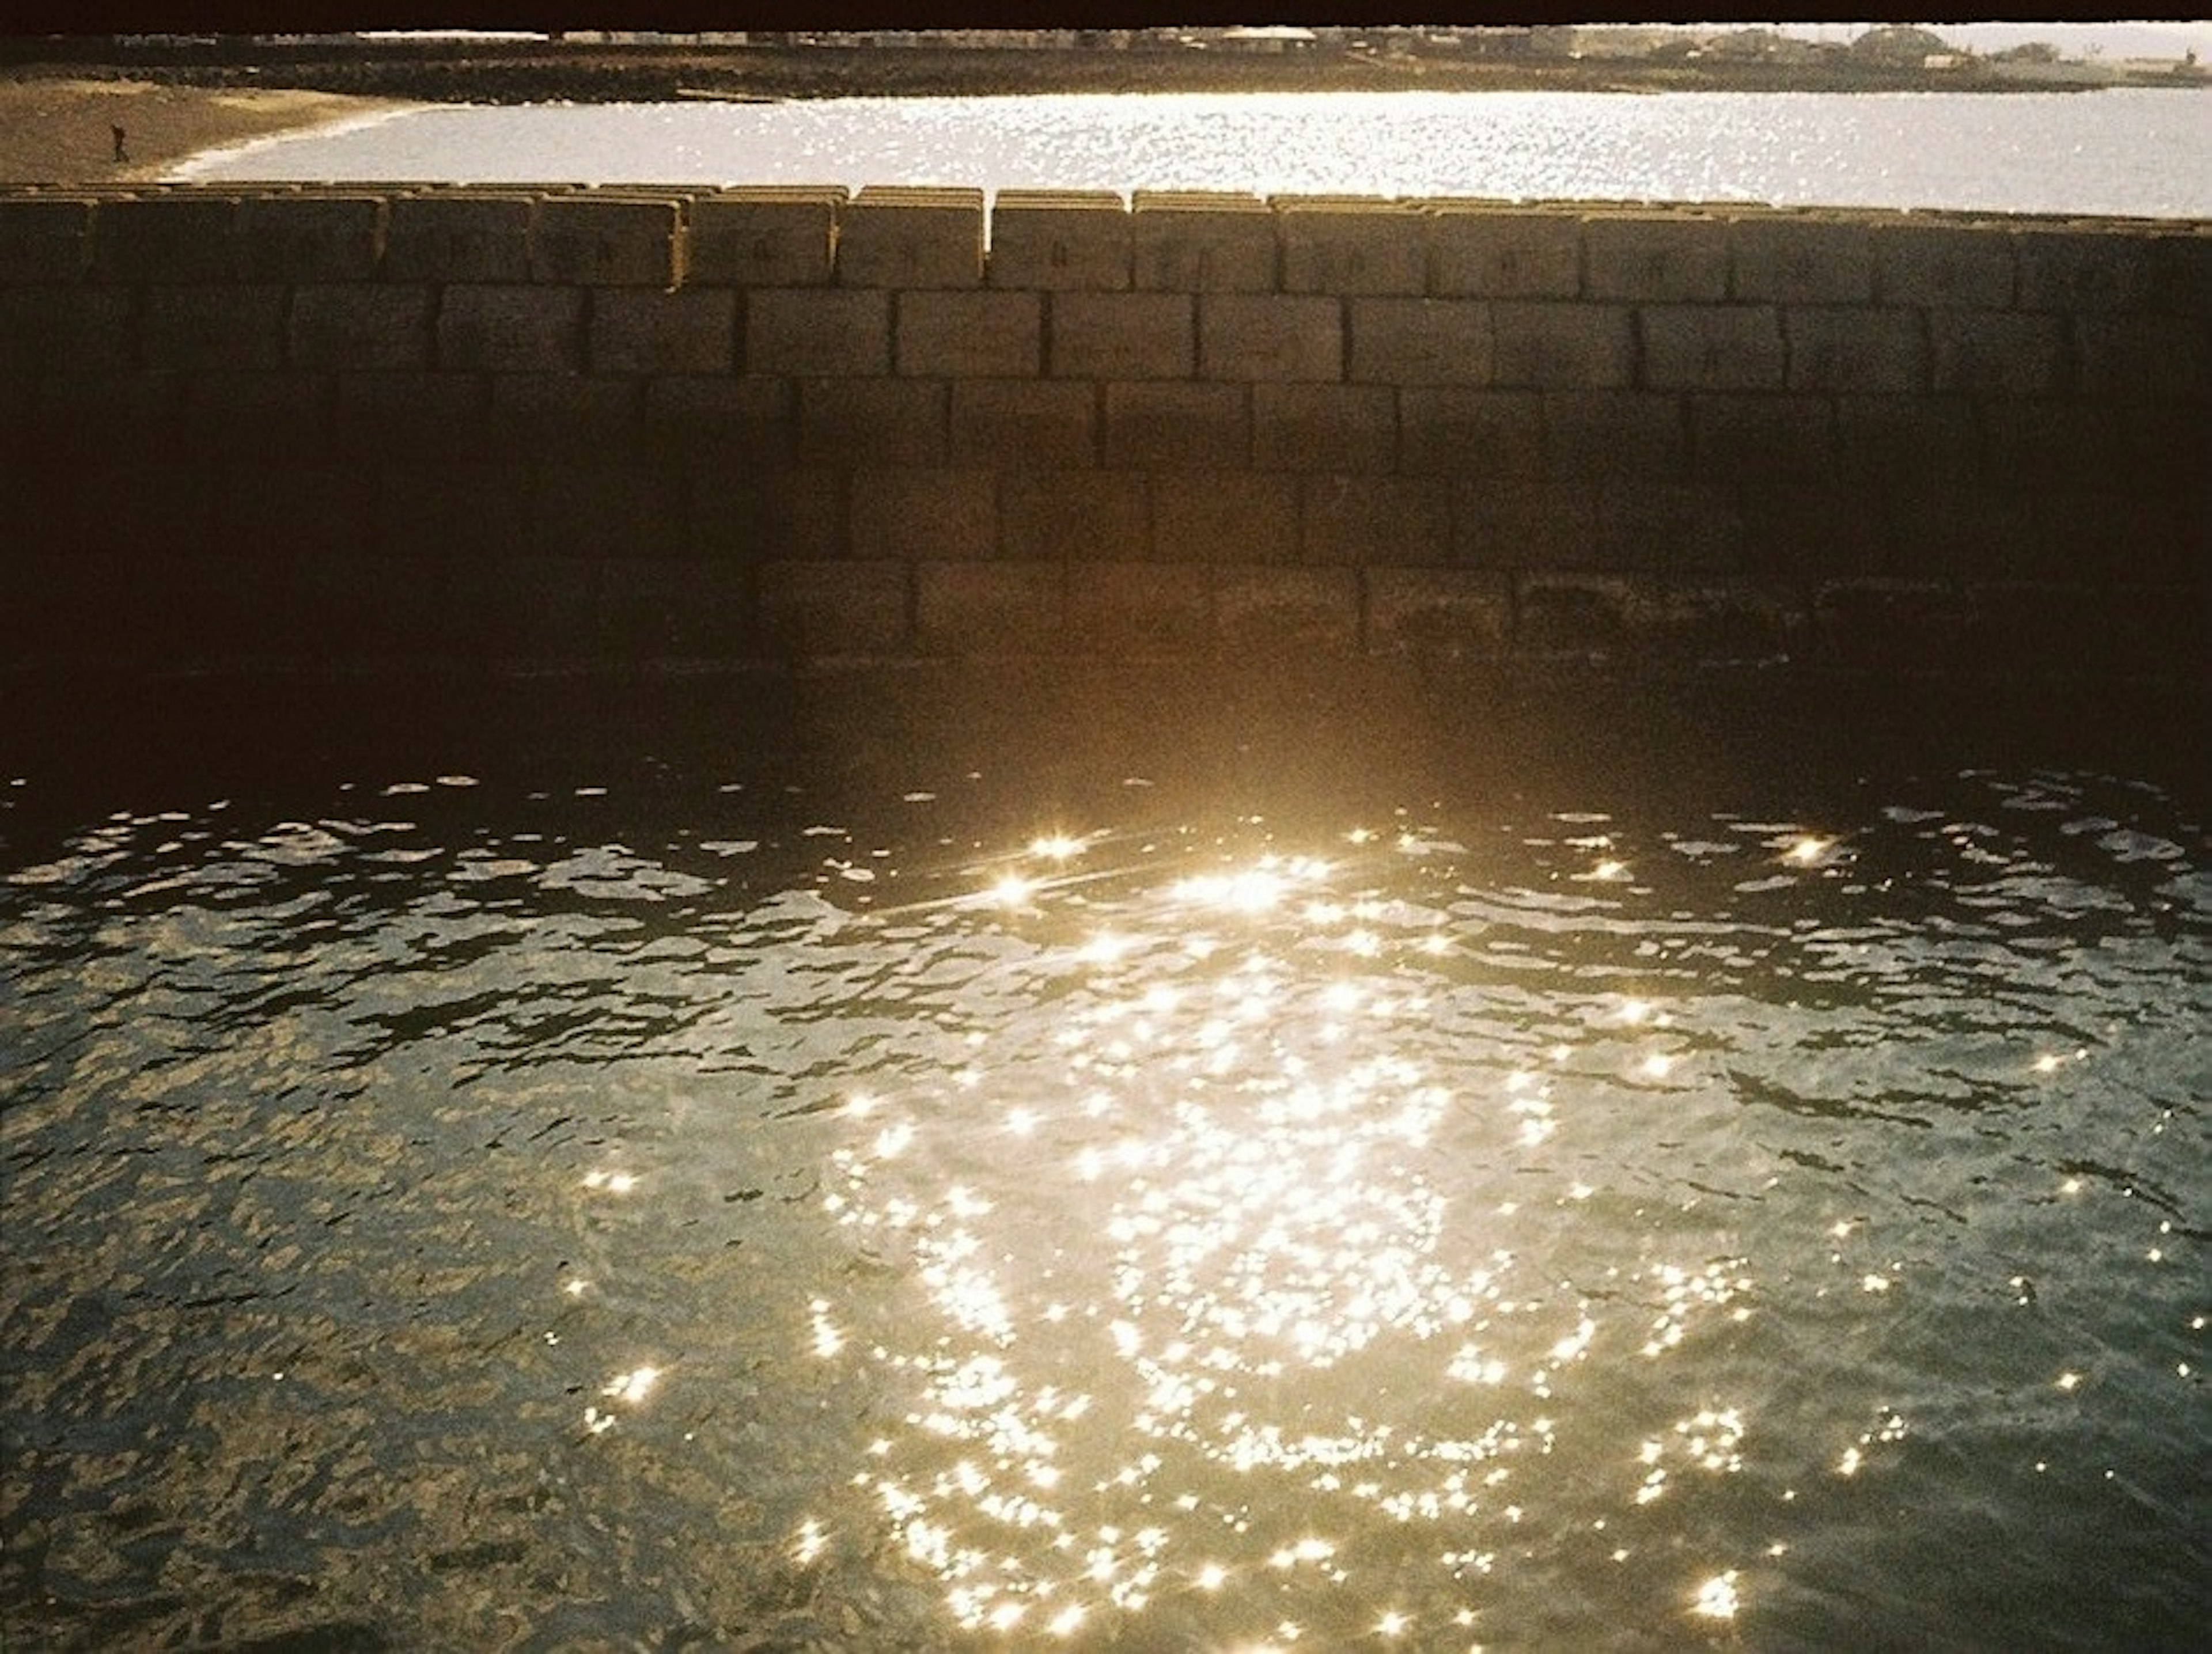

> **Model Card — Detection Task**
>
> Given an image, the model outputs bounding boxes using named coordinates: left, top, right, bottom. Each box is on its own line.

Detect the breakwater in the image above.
left=0, top=184, right=2203, bottom=676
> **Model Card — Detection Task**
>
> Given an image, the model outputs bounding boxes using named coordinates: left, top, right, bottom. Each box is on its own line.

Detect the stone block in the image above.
left=1214, top=566, right=1359, bottom=654
left=644, top=374, right=796, bottom=466
left=1490, top=302, right=1634, bottom=388
left=1278, top=199, right=1427, bottom=295
left=1809, top=578, right=1974, bottom=669
left=219, top=463, right=376, bottom=560
left=383, top=194, right=535, bottom=283
left=1728, top=215, right=1874, bottom=305
left=1514, top=572, right=1645, bottom=657
left=376, top=462, right=538, bottom=558
left=2144, top=233, right=2212, bottom=318
left=1253, top=384, right=1397, bottom=473
left=437, top=284, right=586, bottom=372
left=1689, top=393, right=1838, bottom=484
left=1400, top=388, right=1543, bottom=481
left=589, top=286, right=737, bottom=374
left=1200, top=294, right=1342, bottom=381
left=290, top=283, right=434, bottom=371
left=896, top=290, right=1041, bottom=377
left=1001, top=470, right=1148, bottom=561
left=2012, top=226, right=2160, bottom=313
left=1303, top=475, right=1453, bottom=566
left=1978, top=401, right=2128, bottom=493
left=1927, top=309, right=2069, bottom=396
left=1364, top=566, right=1513, bottom=657
left=1427, top=207, right=1581, bottom=298
left=19, top=461, right=213, bottom=559
left=1349, top=298, right=1492, bottom=385
left=141, top=284, right=287, bottom=371
left=849, top=468, right=999, bottom=560
left=990, top=192, right=1132, bottom=290
left=1637, top=579, right=1808, bottom=665
left=1640, top=305, right=1786, bottom=391
left=446, top=555, right=603, bottom=660
left=1068, top=562, right=1213, bottom=653
left=528, top=464, right=689, bottom=558
left=915, top=561, right=1064, bottom=654
left=1541, top=390, right=1688, bottom=487
left=798, top=378, right=948, bottom=466
left=532, top=195, right=683, bottom=286
left=238, top=194, right=381, bottom=283
left=1103, top=382, right=1248, bottom=469
left=1834, top=395, right=1980, bottom=487
left=1152, top=472, right=1300, bottom=562
left=838, top=187, right=985, bottom=288
left=1453, top=481, right=1600, bottom=569
left=757, top=559, right=910, bottom=657
left=1783, top=305, right=1927, bottom=394
left=1131, top=192, right=1278, bottom=293
left=0, top=285, right=135, bottom=375
left=951, top=380, right=1097, bottom=467
left=24, top=371, right=181, bottom=462
left=181, top=370, right=333, bottom=461
left=1875, top=220, right=2015, bottom=308
left=687, top=188, right=843, bottom=286
left=0, top=197, right=92, bottom=283
left=335, top=371, right=490, bottom=462
left=488, top=374, right=643, bottom=462
left=1594, top=482, right=1745, bottom=575
left=1583, top=213, right=1730, bottom=302
left=692, top=468, right=847, bottom=563
left=597, top=556, right=755, bottom=661
left=1737, top=484, right=1890, bottom=579
left=1051, top=291, right=1194, bottom=379
left=2074, top=314, right=2209, bottom=402
left=92, top=194, right=238, bottom=283
left=745, top=288, right=891, bottom=378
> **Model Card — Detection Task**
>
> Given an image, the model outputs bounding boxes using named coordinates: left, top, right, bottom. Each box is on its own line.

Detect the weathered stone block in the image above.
left=1927, top=309, right=2069, bottom=396
left=1834, top=394, right=1980, bottom=485
left=1810, top=578, right=1975, bottom=669
left=746, top=287, right=890, bottom=377
left=1200, top=294, right=1342, bottom=381
left=1427, top=207, right=1581, bottom=298
left=23, top=370, right=181, bottom=461
left=219, top=463, right=376, bottom=560
left=437, top=284, right=586, bottom=371
left=849, top=468, right=1000, bottom=560
left=1399, top=388, right=1541, bottom=481
left=1365, top=567, right=1513, bottom=657
left=93, top=194, right=239, bottom=283
left=1279, top=200, right=1427, bottom=295
left=1584, top=214, right=1730, bottom=302
left=533, top=195, right=683, bottom=286
left=141, top=284, right=287, bottom=371
left=1637, top=579, right=1808, bottom=664
left=488, top=373, right=642, bottom=461
left=1152, top=472, right=1300, bottom=561
left=838, top=187, right=985, bottom=288
left=1978, top=400, right=2128, bottom=492
left=449, top=555, right=605, bottom=659
left=1783, top=305, right=1927, bottom=393
left=2074, top=314, right=2209, bottom=401
left=1641, top=305, right=1786, bottom=391
left=1303, top=475, right=1453, bottom=566
left=2012, top=226, right=2159, bottom=313
left=756, top=559, right=908, bottom=657
left=1131, top=193, right=1277, bottom=293
left=915, top=561, right=1064, bottom=654
left=335, top=371, right=490, bottom=462
left=692, top=468, right=847, bottom=563
left=1214, top=566, right=1359, bottom=654
left=0, top=285, right=135, bottom=375
left=1453, top=481, right=1600, bottom=569
left=952, top=380, right=1096, bottom=467
left=1253, top=384, right=1396, bottom=473
left=1103, top=382, right=1248, bottom=469
left=290, top=283, right=434, bottom=371
left=1689, top=393, right=1838, bottom=484
left=238, top=194, right=382, bottom=283
left=1349, top=298, right=1493, bottom=385
left=376, top=462, right=538, bottom=558
left=1598, top=481, right=1747, bottom=575
left=799, top=378, right=948, bottom=466
left=1541, top=390, right=1688, bottom=486
left=383, top=194, right=534, bottom=283
left=2144, top=233, right=2212, bottom=318
left=19, top=462, right=212, bottom=558
left=181, top=370, right=332, bottom=461
left=589, top=286, right=737, bottom=374
left=1875, top=221, right=2015, bottom=309
left=644, top=374, right=796, bottom=466
left=1729, top=215, right=1874, bottom=305
left=597, top=556, right=755, bottom=660
left=1051, top=291, right=1194, bottom=379
left=1490, top=302, right=1634, bottom=388
left=1001, top=470, right=1148, bottom=561
left=1737, top=483, right=1889, bottom=579
left=686, top=188, right=842, bottom=286
left=897, top=290, right=1041, bottom=377
left=990, top=192, right=1132, bottom=290
left=0, top=198, right=92, bottom=283
left=1068, top=562, right=1213, bottom=654
left=1514, top=572, right=1645, bottom=657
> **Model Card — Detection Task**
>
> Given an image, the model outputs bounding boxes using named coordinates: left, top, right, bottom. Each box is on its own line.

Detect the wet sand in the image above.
left=0, top=75, right=425, bottom=185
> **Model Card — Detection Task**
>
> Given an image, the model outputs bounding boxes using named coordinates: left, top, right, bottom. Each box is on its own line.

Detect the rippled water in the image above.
left=2, top=673, right=2206, bottom=1649
left=172, top=89, right=2212, bottom=219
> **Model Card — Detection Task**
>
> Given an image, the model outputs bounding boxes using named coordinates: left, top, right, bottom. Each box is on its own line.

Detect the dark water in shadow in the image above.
left=2, top=666, right=2205, bottom=1650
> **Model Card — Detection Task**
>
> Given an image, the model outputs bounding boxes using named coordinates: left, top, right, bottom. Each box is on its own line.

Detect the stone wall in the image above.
left=1, top=184, right=2203, bottom=674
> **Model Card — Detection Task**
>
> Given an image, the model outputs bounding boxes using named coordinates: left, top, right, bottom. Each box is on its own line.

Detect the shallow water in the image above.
left=171, top=88, right=2212, bottom=219
left=2, top=670, right=2206, bottom=1650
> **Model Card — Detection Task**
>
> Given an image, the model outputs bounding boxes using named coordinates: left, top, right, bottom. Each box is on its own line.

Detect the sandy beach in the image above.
left=0, top=75, right=424, bottom=185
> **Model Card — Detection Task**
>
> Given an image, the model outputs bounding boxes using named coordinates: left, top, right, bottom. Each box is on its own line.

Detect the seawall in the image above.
left=1, top=184, right=2204, bottom=677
